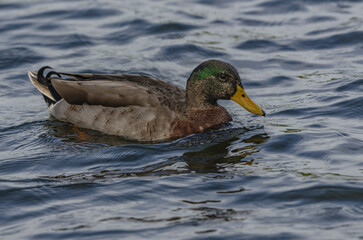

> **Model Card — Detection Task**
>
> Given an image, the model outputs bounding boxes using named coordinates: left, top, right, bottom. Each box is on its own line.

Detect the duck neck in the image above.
left=186, top=83, right=217, bottom=109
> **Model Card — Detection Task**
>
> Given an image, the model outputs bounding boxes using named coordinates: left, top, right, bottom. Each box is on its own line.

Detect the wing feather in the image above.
left=50, top=73, right=186, bottom=109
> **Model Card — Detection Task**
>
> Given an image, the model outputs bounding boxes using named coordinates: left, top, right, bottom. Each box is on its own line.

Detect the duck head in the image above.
left=186, top=59, right=265, bottom=116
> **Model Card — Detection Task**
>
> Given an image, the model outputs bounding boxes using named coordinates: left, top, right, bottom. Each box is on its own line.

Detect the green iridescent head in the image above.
left=187, top=59, right=242, bottom=103
left=186, top=59, right=265, bottom=116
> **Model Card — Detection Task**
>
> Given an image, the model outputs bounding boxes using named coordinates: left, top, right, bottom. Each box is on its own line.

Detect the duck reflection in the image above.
left=182, top=130, right=269, bottom=173
left=42, top=119, right=269, bottom=180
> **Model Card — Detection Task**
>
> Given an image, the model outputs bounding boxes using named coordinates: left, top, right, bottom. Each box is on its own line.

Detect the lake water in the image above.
left=1, top=0, right=363, bottom=239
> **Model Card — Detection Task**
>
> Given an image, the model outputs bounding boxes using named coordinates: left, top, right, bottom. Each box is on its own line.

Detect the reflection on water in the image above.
left=42, top=126, right=269, bottom=180
left=184, top=132, right=269, bottom=173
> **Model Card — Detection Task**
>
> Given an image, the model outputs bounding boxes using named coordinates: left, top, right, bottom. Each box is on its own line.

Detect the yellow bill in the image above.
left=231, top=85, right=265, bottom=116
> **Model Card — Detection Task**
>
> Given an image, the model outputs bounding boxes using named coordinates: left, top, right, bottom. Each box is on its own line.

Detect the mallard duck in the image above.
left=28, top=59, right=265, bottom=141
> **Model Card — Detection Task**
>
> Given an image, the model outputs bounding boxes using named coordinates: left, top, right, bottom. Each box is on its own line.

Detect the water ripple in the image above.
left=1, top=0, right=363, bottom=239
left=293, top=31, right=363, bottom=50
left=0, top=47, right=43, bottom=70
left=155, top=44, right=227, bottom=63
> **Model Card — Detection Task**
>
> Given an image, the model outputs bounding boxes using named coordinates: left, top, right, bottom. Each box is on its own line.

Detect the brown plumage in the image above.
left=28, top=59, right=265, bottom=141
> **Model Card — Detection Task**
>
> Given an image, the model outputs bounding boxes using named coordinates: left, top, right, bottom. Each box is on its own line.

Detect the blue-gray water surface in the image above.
left=1, top=0, right=363, bottom=239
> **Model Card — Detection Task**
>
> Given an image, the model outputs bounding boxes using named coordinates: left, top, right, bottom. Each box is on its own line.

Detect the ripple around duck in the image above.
left=335, top=78, right=363, bottom=92
left=195, top=0, right=238, bottom=7
left=101, top=18, right=149, bottom=29
left=245, top=74, right=305, bottom=90
left=265, top=184, right=363, bottom=205
left=320, top=96, right=363, bottom=119
left=237, top=31, right=363, bottom=52
left=15, top=5, right=119, bottom=21
left=47, top=34, right=95, bottom=50
left=175, top=10, right=205, bottom=20
left=306, top=26, right=349, bottom=36
left=234, top=17, right=273, bottom=27
left=256, top=0, right=308, bottom=14
left=104, top=19, right=151, bottom=44
left=12, top=33, right=95, bottom=50
left=146, top=22, right=200, bottom=35
left=264, top=58, right=330, bottom=70
left=35, top=22, right=67, bottom=31
left=264, top=76, right=296, bottom=87
left=273, top=95, right=363, bottom=119
left=305, top=16, right=337, bottom=24
left=235, top=39, right=295, bottom=52
left=155, top=44, right=227, bottom=63
left=0, top=22, right=33, bottom=33
left=66, top=8, right=121, bottom=19
left=263, top=133, right=303, bottom=152
left=292, top=31, right=363, bottom=50
left=0, top=47, right=43, bottom=70
left=18, top=9, right=70, bottom=20
left=104, top=20, right=199, bottom=44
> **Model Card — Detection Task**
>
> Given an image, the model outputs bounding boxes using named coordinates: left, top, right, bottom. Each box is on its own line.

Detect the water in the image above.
left=1, top=0, right=363, bottom=239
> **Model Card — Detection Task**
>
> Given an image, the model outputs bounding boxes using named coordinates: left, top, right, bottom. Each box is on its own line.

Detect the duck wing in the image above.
left=48, top=71, right=186, bottom=110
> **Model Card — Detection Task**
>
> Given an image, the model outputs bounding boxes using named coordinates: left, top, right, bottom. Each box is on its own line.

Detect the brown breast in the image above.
left=170, top=106, right=232, bottom=139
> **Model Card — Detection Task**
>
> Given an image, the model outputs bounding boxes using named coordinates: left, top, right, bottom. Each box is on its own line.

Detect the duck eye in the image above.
left=219, top=74, right=227, bottom=81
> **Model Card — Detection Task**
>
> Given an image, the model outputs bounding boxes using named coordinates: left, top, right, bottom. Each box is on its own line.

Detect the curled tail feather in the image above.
left=28, top=66, right=63, bottom=106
